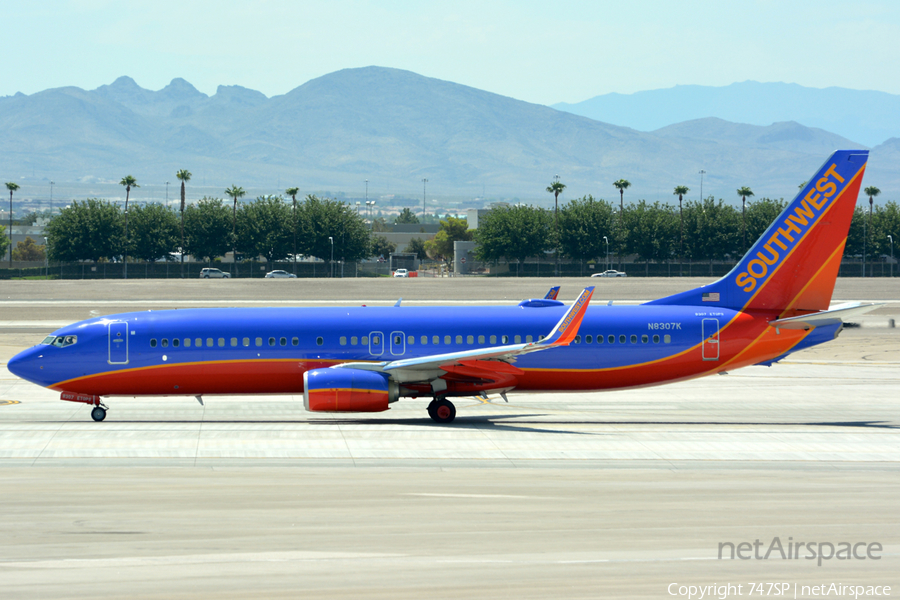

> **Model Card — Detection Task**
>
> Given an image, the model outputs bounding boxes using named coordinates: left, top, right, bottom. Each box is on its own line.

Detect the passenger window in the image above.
left=243, top=337, right=250, bottom=346
left=608, top=335, right=615, bottom=344
left=467, top=335, right=474, bottom=344
left=642, top=335, right=648, bottom=343
left=630, top=335, right=637, bottom=344
left=421, top=336, right=427, bottom=345
left=316, top=337, right=324, bottom=346
left=585, top=335, right=592, bottom=344
left=268, top=337, right=275, bottom=346
left=444, top=335, right=451, bottom=344
left=514, top=335, right=521, bottom=343
left=218, top=338, right=225, bottom=347
left=490, top=335, right=497, bottom=344
left=432, top=335, right=439, bottom=344
left=206, top=338, right=213, bottom=347
left=150, top=339, right=157, bottom=348
left=501, top=335, right=509, bottom=344
left=255, top=337, right=262, bottom=347
left=618, top=335, right=625, bottom=344
left=407, top=335, right=414, bottom=345
left=184, top=338, right=191, bottom=347
left=362, top=336, right=369, bottom=345
left=340, top=336, right=347, bottom=346
left=653, top=334, right=660, bottom=343
left=478, top=335, right=485, bottom=344
left=394, top=335, right=402, bottom=345
left=292, top=337, right=299, bottom=346
left=538, top=335, right=545, bottom=341
left=664, top=334, right=671, bottom=343
left=455, top=335, right=462, bottom=344
left=526, top=335, right=533, bottom=343
left=231, top=338, right=238, bottom=347
left=597, top=335, right=603, bottom=344
left=195, top=338, right=202, bottom=347
left=574, top=336, right=580, bottom=344
left=161, top=339, right=169, bottom=348
left=280, top=337, right=286, bottom=346
left=351, top=336, right=358, bottom=346
left=173, top=338, right=180, bottom=347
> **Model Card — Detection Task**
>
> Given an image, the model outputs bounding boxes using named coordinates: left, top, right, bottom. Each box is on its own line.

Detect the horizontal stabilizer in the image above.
left=768, top=303, right=883, bottom=330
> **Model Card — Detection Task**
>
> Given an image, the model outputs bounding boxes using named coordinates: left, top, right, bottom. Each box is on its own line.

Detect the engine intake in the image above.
left=303, top=368, right=398, bottom=413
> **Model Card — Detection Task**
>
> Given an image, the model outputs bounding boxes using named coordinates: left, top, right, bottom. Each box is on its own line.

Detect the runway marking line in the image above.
left=0, top=400, right=21, bottom=406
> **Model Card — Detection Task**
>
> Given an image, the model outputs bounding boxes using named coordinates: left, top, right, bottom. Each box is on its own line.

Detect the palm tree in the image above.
left=176, top=169, right=192, bottom=273
left=737, top=186, right=755, bottom=251
left=546, top=178, right=566, bottom=275
left=864, top=186, right=881, bottom=277
left=119, top=176, right=139, bottom=278
left=225, top=185, right=246, bottom=271
left=5, top=182, right=19, bottom=267
left=673, top=185, right=689, bottom=274
left=286, top=187, right=299, bottom=274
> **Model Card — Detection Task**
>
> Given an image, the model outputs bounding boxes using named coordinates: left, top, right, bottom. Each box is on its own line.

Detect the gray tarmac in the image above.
left=0, top=278, right=899, bottom=599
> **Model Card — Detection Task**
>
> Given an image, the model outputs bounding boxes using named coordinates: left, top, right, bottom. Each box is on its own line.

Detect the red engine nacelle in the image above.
left=303, top=368, right=398, bottom=413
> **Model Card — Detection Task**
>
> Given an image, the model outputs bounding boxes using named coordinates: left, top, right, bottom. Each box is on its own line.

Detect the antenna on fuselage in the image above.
left=394, top=298, right=402, bottom=307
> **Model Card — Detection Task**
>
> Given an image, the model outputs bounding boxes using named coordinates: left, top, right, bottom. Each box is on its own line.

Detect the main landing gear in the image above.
left=427, top=398, right=456, bottom=424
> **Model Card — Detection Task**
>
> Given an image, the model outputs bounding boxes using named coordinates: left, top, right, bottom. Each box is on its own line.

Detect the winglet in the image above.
left=539, top=287, right=594, bottom=347
left=544, top=286, right=561, bottom=300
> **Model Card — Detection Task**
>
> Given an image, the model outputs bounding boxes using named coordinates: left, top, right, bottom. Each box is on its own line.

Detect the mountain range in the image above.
left=1, top=68, right=897, bottom=203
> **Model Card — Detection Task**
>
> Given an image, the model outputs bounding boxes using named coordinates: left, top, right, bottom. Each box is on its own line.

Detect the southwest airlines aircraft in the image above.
left=8, top=150, right=878, bottom=424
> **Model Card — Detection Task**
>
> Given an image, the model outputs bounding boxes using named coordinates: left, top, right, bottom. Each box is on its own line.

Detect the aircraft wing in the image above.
left=768, top=302, right=883, bottom=330
left=334, top=287, right=594, bottom=383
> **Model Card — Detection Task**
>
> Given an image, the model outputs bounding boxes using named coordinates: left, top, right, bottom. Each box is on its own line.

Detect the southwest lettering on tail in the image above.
left=8, top=151, right=873, bottom=425
left=735, top=163, right=845, bottom=293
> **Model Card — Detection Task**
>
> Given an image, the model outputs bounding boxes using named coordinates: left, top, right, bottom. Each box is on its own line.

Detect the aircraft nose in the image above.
left=7, top=346, right=44, bottom=384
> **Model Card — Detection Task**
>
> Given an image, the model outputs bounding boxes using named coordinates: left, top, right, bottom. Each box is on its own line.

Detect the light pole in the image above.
left=889, top=235, right=894, bottom=278
left=603, top=236, right=609, bottom=271
left=699, top=170, right=706, bottom=202
left=49, top=181, right=54, bottom=216
left=329, top=236, right=334, bottom=278
left=365, top=179, right=368, bottom=205
left=422, top=178, right=428, bottom=222
left=356, top=201, right=360, bottom=215
left=366, top=200, right=376, bottom=228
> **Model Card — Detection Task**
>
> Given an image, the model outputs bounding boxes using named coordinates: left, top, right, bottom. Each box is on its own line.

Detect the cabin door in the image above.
left=702, top=318, right=720, bottom=361
left=108, top=321, right=129, bottom=364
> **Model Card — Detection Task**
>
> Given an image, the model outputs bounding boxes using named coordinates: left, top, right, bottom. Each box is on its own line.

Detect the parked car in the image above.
left=264, top=270, right=297, bottom=278
left=591, top=269, right=627, bottom=278
left=199, top=268, right=230, bottom=278
left=393, top=269, right=409, bottom=278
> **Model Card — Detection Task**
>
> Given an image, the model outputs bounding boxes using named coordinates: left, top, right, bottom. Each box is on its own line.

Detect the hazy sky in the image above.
left=4, top=0, right=900, bottom=104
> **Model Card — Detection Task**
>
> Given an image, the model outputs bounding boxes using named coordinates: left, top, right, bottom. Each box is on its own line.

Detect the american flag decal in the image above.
left=702, top=292, right=720, bottom=302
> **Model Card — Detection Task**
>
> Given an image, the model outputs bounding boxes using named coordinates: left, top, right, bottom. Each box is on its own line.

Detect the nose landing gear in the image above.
left=90, top=406, right=107, bottom=422
left=427, top=398, right=456, bottom=424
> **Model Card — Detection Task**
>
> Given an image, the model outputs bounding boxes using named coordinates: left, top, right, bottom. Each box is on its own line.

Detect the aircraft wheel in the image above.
left=429, top=399, right=456, bottom=424
left=91, top=406, right=106, bottom=422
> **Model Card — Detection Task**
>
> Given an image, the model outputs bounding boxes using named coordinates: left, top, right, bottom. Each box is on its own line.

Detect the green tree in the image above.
left=371, top=217, right=389, bottom=232
left=871, top=200, right=900, bottom=261
left=12, top=236, right=46, bottom=261
left=236, top=195, right=293, bottom=263
left=736, top=186, right=755, bottom=251
left=863, top=186, right=881, bottom=274
left=119, top=175, right=139, bottom=277
left=0, top=224, right=9, bottom=262
left=744, top=198, right=787, bottom=252
left=45, top=199, right=123, bottom=262
left=297, top=195, right=370, bottom=266
left=394, top=207, right=420, bottom=224
left=5, top=182, right=19, bottom=266
left=405, top=237, right=429, bottom=260
left=128, top=203, right=180, bottom=262
left=474, top=205, right=550, bottom=275
left=846, top=206, right=866, bottom=259
left=225, top=185, right=246, bottom=264
left=370, top=235, right=397, bottom=259
left=424, top=216, right=473, bottom=260
left=176, top=169, right=192, bottom=265
left=673, top=186, right=690, bottom=262
left=622, top=200, right=679, bottom=269
left=558, top=196, right=615, bottom=273
left=682, top=198, right=741, bottom=268
left=183, top=197, right=233, bottom=264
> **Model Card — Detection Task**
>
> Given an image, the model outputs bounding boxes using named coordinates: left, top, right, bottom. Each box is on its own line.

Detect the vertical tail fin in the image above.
left=647, top=150, right=868, bottom=315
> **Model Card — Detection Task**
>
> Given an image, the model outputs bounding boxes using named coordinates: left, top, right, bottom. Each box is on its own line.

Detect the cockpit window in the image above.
left=46, top=335, right=78, bottom=347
